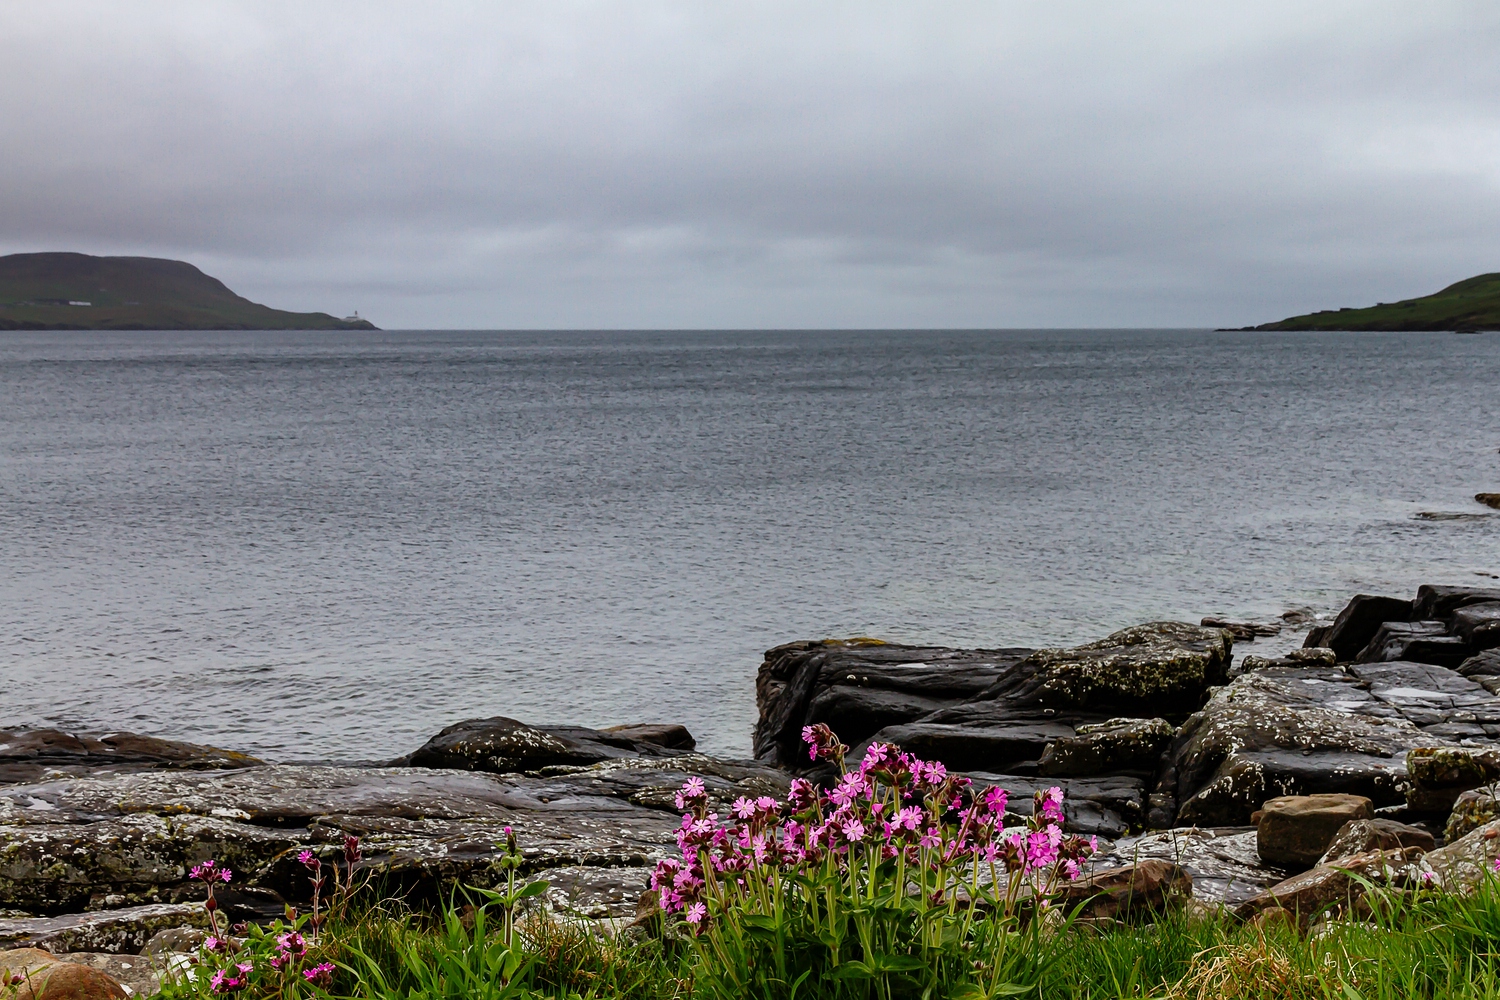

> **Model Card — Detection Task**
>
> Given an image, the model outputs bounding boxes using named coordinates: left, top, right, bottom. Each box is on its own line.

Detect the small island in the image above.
left=1244, top=272, right=1500, bottom=332
left=0, top=252, right=377, bottom=330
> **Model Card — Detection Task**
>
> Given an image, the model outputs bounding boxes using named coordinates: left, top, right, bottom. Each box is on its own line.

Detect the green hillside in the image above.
left=0, top=253, right=377, bottom=330
left=1253, top=273, right=1500, bottom=331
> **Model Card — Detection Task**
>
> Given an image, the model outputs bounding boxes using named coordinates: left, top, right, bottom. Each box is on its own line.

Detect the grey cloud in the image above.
left=2, top=1, right=1498, bottom=327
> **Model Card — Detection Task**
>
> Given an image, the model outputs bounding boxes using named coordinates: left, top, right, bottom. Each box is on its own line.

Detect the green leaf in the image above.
left=511, top=879, right=549, bottom=900
left=867, top=952, right=927, bottom=973
left=831, top=961, right=875, bottom=981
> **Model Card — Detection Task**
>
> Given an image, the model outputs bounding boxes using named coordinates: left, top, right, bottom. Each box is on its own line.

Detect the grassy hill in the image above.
left=0, top=253, right=377, bottom=330
left=1252, top=273, right=1500, bottom=331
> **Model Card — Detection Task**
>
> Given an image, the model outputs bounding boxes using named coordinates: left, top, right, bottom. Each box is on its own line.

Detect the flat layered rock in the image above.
left=962, top=773, right=1148, bottom=838
left=0, top=754, right=785, bottom=918
left=1091, top=828, right=1283, bottom=904
left=0, top=730, right=260, bottom=786
left=0, top=904, right=205, bottom=954
left=1255, top=794, right=1374, bottom=868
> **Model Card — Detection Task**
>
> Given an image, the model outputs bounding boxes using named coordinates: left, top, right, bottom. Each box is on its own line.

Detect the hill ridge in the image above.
left=0, top=252, right=377, bottom=331
left=1246, top=272, right=1500, bottom=332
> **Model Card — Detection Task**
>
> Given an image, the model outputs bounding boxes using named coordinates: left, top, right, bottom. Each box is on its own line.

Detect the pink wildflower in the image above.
left=732, top=796, right=756, bottom=819
left=983, top=786, right=1008, bottom=816
left=297, top=850, right=316, bottom=866
left=303, top=962, right=335, bottom=986
left=841, top=819, right=866, bottom=842
left=685, top=902, right=707, bottom=925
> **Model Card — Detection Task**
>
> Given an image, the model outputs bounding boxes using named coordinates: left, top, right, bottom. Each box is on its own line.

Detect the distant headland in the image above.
left=0, top=252, right=377, bottom=330
left=1238, top=273, right=1500, bottom=332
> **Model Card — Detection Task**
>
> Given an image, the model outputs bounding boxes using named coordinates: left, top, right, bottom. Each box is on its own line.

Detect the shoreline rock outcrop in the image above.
left=6, top=580, right=1500, bottom=961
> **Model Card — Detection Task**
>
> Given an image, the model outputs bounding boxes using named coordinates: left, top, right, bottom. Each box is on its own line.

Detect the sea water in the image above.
left=2, top=329, right=1497, bottom=760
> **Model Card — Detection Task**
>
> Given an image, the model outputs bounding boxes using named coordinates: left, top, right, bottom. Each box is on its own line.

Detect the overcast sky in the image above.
left=3, top=2, right=1498, bottom=328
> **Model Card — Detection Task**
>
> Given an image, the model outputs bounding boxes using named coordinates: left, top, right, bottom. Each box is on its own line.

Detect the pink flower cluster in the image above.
left=651, top=725, right=1096, bottom=927
left=268, top=931, right=307, bottom=971
left=209, top=962, right=253, bottom=994
left=190, top=860, right=233, bottom=884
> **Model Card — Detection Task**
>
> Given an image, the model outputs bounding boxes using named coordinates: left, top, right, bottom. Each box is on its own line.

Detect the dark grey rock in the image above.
left=1092, top=828, right=1281, bottom=904
left=1355, top=621, right=1469, bottom=666
left=1317, top=594, right=1412, bottom=661
left=1452, top=602, right=1500, bottom=650
left=0, top=729, right=261, bottom=786
left=1459, top=649, right=1500, bottom=677
left=752, top=640, right=1031, bottom=766
left=962, top=773, right=1148, bottom=838
left=405, top=717, right=691, bottom=773
left=860, top=720, right=1073, bottom=774
left=1038, top=718, right=1174, bottom=778
left=1153, top=667, right=1436, bottom=827
left=1413, top=585, right=1500, bottom=621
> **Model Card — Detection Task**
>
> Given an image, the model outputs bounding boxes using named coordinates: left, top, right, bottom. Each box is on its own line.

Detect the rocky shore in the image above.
left=5, top=581, right=1500, bottom=985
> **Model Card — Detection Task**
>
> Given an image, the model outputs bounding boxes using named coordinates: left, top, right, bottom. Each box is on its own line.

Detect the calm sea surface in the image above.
left=2, top=329, right=1498, bottom=760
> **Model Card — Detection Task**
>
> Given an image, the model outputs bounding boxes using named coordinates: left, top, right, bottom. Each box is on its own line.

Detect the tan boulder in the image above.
left=0, top=958, right=127, bottom=1000
left=1256, top=793, right=1374, bottom=868
left=1446, top=788, right=1500, bottom=843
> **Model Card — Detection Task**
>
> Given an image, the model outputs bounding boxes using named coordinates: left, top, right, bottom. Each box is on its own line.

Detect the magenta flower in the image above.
left=297, top=850, right=316, bottom=866
left=732, top=796, right=756, bottom=819
left=685, top=901, right=707, bottom=925
left=303, top=962, right=335, bottom=986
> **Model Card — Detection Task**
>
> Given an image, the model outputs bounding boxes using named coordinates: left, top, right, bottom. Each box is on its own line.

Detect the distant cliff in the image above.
left=0, top=253, right=377, bottom=330
left=1248, top=273, right=1500, bottom=332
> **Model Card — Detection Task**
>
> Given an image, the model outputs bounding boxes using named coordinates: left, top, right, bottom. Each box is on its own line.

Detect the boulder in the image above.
left=0, top=950, right=57, bottom=978
left=405, top=717, right=692, bottom=773
left=42, top=955, right=157, bottom=1000
left=1423, top=817, right=1500, bottom=892
left=1346, top=662, right=1500, bottom=741
left=1037, top=718, right=1174, bottom=778
left=1445, top=788, right=1500, bottom=842
left=1051, top=859, right=1192, bottom=920
left=1200, top=618, right=1281, bottom=641
left=0, top=730, right=260, bottom=786
left=0, top=958, right=127, bottom=1000
left=1405, top=746, right=1500, bottom=814
left=1234, top=847, right=1432, bottom=927
left=1256, top=794, right=1375, bottom=868
left=754, top=623, right=1229, bottom=772
left=1318, top=819, right=1434, bottom=864
left=1314, top=595, right=1412, bottom=661
left=1477, top=493, right=1500, bottom=510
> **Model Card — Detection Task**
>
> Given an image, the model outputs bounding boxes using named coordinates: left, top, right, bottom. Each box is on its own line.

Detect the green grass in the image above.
left=1255, top=272, right=1500, bottom=331
left=150, top=879, right=1500, bottom=1000
left=0, top=252, right=374, bottom=330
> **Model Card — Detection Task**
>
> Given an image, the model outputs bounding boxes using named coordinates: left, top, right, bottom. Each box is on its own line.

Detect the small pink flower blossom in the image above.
left=685, top=902, right=707, bottom=925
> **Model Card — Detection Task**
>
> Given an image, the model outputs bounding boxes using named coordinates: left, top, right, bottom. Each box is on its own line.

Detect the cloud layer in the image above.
left=3, top=1, right=1498, bottom=327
